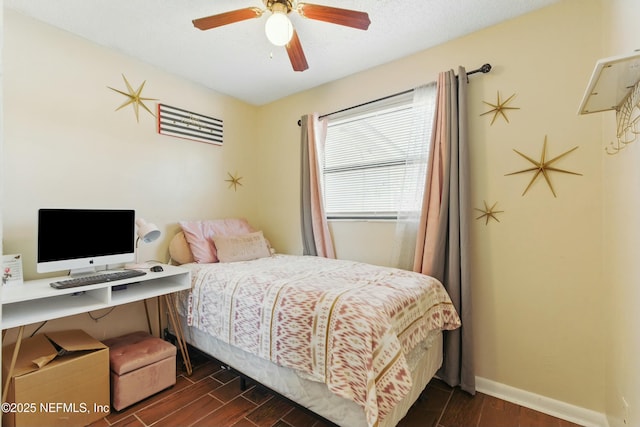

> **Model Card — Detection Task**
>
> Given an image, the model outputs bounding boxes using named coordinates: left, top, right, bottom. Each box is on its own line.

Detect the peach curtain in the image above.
left=413, top=68, right=474, bottom=394
left=300, top=114, right=336, bottom=258
left=391, top=83, right=437, bottom=271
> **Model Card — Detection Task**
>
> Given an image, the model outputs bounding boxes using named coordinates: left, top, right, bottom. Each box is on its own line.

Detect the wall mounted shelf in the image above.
left=578, top=51, right=640, bottom=114
left=578, top=51, right=640, bottom=154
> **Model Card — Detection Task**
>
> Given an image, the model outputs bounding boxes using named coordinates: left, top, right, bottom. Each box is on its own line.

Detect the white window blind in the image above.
left=322, top=87, right=436, bottom=219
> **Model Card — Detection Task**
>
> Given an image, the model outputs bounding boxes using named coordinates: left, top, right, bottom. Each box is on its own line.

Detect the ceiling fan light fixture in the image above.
left=265, top=11, right=293, bottom=46
left=193, top=0, right=369, bottom=72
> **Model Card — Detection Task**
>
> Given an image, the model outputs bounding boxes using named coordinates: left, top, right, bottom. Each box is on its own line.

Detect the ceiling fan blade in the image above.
left=192, top=7, right=262, bottom=31
left=297, top=3, right=370, bottom=30
left=286, top=30, right=309, bottom=72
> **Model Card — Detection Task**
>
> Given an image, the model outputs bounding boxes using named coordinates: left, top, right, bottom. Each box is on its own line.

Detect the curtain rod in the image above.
left=297, top=63, right=492, bottom=126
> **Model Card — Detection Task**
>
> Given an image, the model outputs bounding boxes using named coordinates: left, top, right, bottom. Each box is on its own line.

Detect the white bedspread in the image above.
left=177, top=255, right=460, bottom=427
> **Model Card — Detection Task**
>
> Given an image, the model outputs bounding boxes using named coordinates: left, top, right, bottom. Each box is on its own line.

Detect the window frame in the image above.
left=321, top=88, right=435, bottom=221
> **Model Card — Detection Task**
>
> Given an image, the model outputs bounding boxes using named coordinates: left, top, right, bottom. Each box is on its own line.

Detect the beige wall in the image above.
left=257, top=0, right=606, bottom=415
left=2, top=8, right=260, bottom=341
left=4, top=0, right=638, bottom=423
left=600, top=1, right=640, bottom=426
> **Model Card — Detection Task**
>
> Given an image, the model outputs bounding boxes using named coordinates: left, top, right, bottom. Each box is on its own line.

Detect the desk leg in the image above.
left=2, top=326, right=25, bottom=403
left=157, top=296, right=162, bottom=339
left=143, top=299, right=152, bottom=336
left=163, top=294, right=192, bottom=376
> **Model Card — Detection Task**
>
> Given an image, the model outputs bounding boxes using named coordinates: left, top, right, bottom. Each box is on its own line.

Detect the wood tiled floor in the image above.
left=90, top=348, right=583, bottom=427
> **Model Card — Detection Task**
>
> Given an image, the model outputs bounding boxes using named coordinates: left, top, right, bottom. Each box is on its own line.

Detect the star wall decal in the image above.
left=475, top=201, right=504, bottom=225
left=225, top=172, right=243, bottom=191
left=480, top=91, right=520, bottom=125
left=108, top=74, right=158, bottom=123
left=505, top=136, right=581, bottom=198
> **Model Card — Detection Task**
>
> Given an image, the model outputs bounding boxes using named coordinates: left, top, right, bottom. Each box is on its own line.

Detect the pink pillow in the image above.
left=179, top=219, right=255, bottom=263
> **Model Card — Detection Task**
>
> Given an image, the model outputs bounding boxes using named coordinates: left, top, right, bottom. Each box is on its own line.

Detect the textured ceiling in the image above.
left=5, top=0, right=559, bottom=105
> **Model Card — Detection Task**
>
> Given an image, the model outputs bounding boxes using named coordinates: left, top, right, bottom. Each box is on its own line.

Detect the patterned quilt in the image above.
left=181, top=255, right=460, bottom=427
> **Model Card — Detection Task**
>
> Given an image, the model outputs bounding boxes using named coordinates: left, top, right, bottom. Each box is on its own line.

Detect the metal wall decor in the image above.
left=158, top=104, right=223, bottom=145
left=475, top=201, right=503, bottom=225
left=481, top=91, right=519, bottom=125
left=505, top=136, right=581, bottom=198
left=108, top=74, right=158, bottom=123
left=225, top=172, right=243, bottom=191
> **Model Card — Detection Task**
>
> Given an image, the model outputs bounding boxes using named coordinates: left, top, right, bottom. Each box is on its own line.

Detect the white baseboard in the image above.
left=475, top=377, right=609, bottom=427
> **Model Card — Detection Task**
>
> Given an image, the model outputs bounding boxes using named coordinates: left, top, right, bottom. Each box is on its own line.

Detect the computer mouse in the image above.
left=150, top=265, right=164, bottom=272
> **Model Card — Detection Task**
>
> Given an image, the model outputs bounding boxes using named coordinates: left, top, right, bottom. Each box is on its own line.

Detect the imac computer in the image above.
left=37, top=208, right=135, bottom=276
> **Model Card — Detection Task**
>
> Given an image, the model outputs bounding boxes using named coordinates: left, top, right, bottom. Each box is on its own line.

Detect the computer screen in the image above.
left=37, top=208, right=135, bottom=275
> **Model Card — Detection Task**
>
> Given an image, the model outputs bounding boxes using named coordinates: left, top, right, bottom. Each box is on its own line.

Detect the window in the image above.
left=322, top=85, right=436, bottom=220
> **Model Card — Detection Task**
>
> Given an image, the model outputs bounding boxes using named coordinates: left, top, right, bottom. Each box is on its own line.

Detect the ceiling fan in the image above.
left=192, top=1, right=371, bottom=72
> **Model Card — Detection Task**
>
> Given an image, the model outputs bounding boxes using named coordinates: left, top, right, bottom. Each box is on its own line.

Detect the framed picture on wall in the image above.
left=157, top=104, right=223, bottom=145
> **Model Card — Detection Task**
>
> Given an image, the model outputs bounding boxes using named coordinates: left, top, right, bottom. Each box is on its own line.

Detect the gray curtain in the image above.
left=413, top=68, right=474, bottom=394
left=300, top=115, right=316, bottom=256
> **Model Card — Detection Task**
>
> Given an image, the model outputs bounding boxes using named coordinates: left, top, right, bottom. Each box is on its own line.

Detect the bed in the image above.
left=168, top=219, right=461, bottom=427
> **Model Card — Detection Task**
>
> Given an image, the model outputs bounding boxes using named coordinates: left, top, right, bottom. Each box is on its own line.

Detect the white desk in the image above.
left=0, top=264, right=193, bottom=402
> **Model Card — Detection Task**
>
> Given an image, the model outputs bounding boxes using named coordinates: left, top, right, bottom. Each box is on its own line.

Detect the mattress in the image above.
left=178, top=317, right=443, bottom=427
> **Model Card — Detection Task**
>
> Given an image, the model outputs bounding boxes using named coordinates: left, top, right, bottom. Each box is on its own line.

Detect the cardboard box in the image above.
left=2, top=329, right=110, bottom=427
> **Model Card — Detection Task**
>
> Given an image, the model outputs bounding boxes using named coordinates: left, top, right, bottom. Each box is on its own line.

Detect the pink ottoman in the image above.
left=103, top=331, right=176, bottom=411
